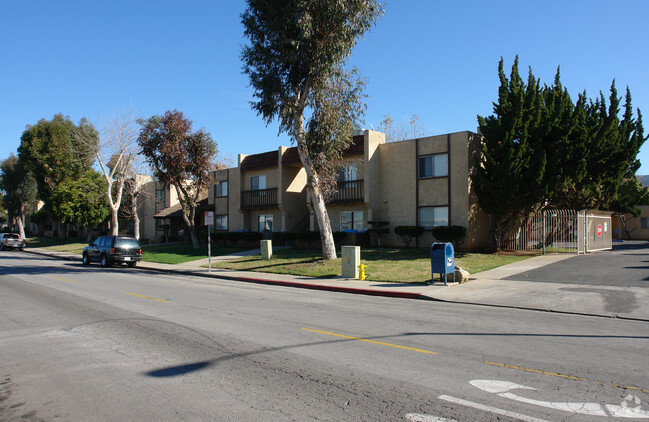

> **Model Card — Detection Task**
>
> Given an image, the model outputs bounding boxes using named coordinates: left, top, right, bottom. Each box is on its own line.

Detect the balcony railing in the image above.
left=329, top=179, right=364, bottom=204
left=241, top=188, right=279, bottom=209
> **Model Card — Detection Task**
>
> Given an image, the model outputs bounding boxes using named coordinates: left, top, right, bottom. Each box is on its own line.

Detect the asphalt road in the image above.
left=505, top=241, right=649, bottom=287
left=1, top=251, right=649, bottom=421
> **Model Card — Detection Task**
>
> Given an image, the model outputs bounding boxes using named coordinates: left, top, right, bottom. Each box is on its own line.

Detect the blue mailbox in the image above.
left=431, top=242, right=455, bottom=285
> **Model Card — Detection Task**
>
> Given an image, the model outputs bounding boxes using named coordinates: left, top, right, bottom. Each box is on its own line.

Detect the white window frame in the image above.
left=418, top=153, right=448, bottom=178
left=419, top=206, right=449, bottom=229
left=340, top=210, right=363, bottom=231
left=337, top=163, right=358, bottom=182
left=257, top=214, right=273, bottom=232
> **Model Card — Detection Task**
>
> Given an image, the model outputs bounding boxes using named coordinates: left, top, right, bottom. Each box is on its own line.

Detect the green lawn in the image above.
left=141, top=244, right=247, bottom=264
left=25, top=237, right=88, bottom=253
left=26, top=236, right=534, bottom=281
left=26, top=237, right=246, bottom=265
left=211, top=248, right=533, bottom=283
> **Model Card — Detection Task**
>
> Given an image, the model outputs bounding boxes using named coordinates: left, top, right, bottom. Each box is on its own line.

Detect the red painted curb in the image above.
left=233, top=276, right=426, bottom=300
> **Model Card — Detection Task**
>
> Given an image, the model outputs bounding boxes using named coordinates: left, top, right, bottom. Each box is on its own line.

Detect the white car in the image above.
left=0, top=233, right=26, bottom=251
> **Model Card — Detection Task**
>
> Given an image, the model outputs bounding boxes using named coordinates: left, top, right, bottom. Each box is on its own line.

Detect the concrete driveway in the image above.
left=504, top=241, right=649, bottom=287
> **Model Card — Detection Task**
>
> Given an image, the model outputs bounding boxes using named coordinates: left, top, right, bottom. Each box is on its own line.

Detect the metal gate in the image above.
left=501, top=210, right=612, bottom=254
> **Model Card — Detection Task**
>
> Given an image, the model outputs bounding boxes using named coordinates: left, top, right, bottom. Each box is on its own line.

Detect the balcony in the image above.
left=329, top=179, right=364, bottom=204
left=241, top=188, right=278, bottom=209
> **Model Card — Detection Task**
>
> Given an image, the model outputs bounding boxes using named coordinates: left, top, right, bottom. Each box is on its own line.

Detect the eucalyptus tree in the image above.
left=241, top=0, right=383, bottom=260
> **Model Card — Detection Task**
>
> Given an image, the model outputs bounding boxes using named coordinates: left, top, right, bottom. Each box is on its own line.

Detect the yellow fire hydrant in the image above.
left=358, top=264, right=367, bottom=281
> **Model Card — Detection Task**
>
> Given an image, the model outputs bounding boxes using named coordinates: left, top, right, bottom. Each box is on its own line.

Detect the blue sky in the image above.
left=2, top=0, right=648, bottom=173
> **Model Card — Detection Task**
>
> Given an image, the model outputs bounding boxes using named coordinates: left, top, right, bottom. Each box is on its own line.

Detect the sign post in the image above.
left=204, top=211, right=214, bottom=272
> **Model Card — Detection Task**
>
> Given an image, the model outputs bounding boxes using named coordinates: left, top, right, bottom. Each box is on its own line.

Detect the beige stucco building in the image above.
left=612, top=205, right=649, bottom=240
left=194, top=129, right=490, bottom=250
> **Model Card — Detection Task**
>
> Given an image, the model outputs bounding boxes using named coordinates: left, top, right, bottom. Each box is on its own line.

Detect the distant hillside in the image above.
left=638, top=175, right=649, bottom=187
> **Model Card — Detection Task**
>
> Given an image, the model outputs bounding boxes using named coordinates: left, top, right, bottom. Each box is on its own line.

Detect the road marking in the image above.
left=124, top=292, right=169, bottom=302
left=51, top=276, right=74, bottom=282
left=471, top=380, right=608, bottom=416
left=438, top=394, right=551, bottom=422
left=405, top=414, right=457, bottom=422
left=471, top=379, right=649, bottom=419
left=484, top=361, right=649, bottom=394
left=301, top=328, right=437, bottom=354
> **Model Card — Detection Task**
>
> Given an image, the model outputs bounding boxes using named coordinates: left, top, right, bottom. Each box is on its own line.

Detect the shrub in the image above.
left=213, top=232, right=242, bottom=242
left=241, top=232, right=263, bottom=242
left=368, top=220, right=389, bottom=247
left=332, top=231, right=348, bottom=242
left=293, top=231, right=321, bottom=242
left=432, top=225, right=467, bottom=246
left=394, top=225, right=424, bottom=248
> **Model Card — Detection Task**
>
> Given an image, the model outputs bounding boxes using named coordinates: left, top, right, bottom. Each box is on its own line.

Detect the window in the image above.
left=419, top=206, right=449, bottom=229
left=337, top=163, right=358, bottom=182
left=258, top=214, right=273, bottom=232
left=251, top=175, right=266, bottom=191
left=641, top=217, right=649, bottom=229
left=340, top=211, right=363, bottom=231
left=418, top=153, right=448, bottom=178
left=155, top=188, right=165, bottom=202
left=214, top=181, right=228, bottom=197
left=155, top=218, right=166, bottom=231
left=215, top=215, right=228, bottom=231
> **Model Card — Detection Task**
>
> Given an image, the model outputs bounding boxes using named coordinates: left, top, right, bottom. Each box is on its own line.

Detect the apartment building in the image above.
left=210, top=146, right=309, bottom=234
left=138, top=179, right=181, bottom=241
left=197, top=129, right=490, bottom=250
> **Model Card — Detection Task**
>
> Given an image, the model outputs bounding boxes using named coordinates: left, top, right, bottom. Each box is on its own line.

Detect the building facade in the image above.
left=196, top=129, right=490, bottom=250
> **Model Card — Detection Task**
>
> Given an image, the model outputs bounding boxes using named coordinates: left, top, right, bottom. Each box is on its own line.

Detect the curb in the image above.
left=21, top=248, right=649, bottom=322
left=24, top=248, right=427, bottom=300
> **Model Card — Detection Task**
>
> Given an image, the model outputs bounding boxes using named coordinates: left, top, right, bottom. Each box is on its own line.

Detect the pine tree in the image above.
left=473, top=57, right=545, bottom=250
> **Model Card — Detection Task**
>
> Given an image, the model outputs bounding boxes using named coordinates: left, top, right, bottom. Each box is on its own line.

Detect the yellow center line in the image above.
left=124, top=292, right=170, bottom=302
left=301, top=328, right=437, bottom=354
left=51, top=276, right=74, bottom=283
left=484, top=361, right=649, bottom=394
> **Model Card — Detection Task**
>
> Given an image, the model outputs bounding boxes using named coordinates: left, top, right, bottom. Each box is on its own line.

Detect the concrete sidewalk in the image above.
left=23, top=247, right=649, bottom=322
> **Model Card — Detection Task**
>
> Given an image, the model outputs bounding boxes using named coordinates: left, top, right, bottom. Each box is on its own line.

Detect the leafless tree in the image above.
left=74, top=106, right=140, bottom=236
left=378, top=114, right=429, bottom=143
left=119, top=159, right=152, bottom=240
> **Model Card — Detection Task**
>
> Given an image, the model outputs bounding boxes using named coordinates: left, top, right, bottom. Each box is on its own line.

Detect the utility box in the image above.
left=341, top=246, right=360, bottom=279
left=431, top=242, right=455, bottom=285
left=260, top=239, right=272, bottom=260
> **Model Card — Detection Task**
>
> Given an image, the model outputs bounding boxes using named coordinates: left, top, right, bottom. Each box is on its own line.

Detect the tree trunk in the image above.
left=174, top=185, right=201, bottom=249
left=293, top=113, right=337, bottom=260
left=111, top=210, right=119, bottom=236
left=17, top=202, right=26, bottom=239
left=17, top=216, right=26, bottom=240
left=132, top=199, right=141, bottom=240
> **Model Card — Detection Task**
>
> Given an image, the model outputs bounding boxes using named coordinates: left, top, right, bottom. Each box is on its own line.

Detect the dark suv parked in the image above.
left=82, top=236, right=142, bottom=267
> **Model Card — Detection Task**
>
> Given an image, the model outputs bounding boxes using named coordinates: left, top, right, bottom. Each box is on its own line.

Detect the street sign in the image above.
left=204, top=211, right=214, bottom=226
left=204, top=211, right=214, bottom=272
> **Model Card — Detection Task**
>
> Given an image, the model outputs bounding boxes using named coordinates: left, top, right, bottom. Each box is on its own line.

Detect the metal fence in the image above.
left=501, top=210, right=612, bottom=254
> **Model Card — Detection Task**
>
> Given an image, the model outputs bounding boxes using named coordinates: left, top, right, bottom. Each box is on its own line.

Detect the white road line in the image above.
left=438, top=395, right=552, bottom=422
left=405, top=414, right=457, bottom=422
